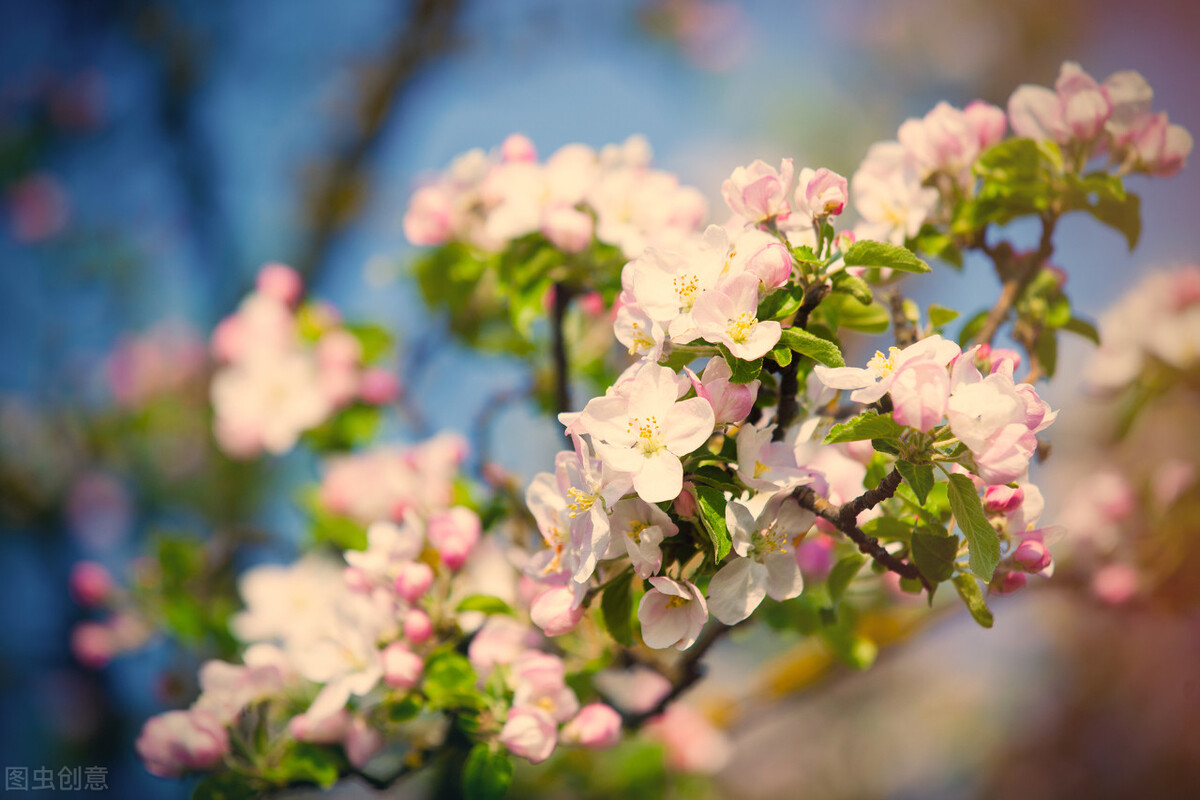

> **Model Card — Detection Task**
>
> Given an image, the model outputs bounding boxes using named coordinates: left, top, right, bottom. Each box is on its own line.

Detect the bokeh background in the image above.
left=1, top=0, right=1198, bottom=797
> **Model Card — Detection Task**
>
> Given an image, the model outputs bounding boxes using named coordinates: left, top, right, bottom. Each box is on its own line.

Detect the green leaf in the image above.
left=952, top=573, right=994, bottom=628
left=860, top=516, right=914, bottom=543
left=388, top=694, right=422, bottom=722
left=826, top=293, right=891, bottom=334
left=694, top=485, right=732, bottom=561
left=1062, top=316, right=1100, bottom=345
left=280, top=743, right=342, bottom=789
left=1035, top=329, right=1059, bottom=378
left=825, top=412, right=906, bottom=444
left=927, top=304, right=960, bottom=329
left=600, top=570, right=635, bottom=647
left=768, top=343, right=793, bottom=367
left=910, top=531, right=958, bottom=583
left=913, top=229, right=963, bottom=268
left=946, top=474, right=1001, bottom=580
left=827, top=554, right=867, bottom=602
left=1064, top=173, right=1141, bottom=250
left=724, top=352, right=763, bottom=384
left=422, top=651, right=480, bottom=710
left=895, top=461, right=935, bottom=505
left=830, top=271, right=874, bottom=305
left=957, top=309, right=990, bottom=346
left=974, top=138, right=1043, bottom=182
left=779, top=328, right=845, bottom=368
left=843, top=240, right=931, bottom=273
left=456, top=594, right=515, bottom=616
left=463, top=745, right=514, bottom=800
left=343, top=323, right=393, bottom=364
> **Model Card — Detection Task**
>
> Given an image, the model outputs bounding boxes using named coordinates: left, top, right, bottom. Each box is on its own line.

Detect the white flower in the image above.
left=707, top=492, right=813, bottom=624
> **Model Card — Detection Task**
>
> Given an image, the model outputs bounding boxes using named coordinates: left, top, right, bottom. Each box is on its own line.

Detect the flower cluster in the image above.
left=851, top=99, right=1004, bottom=246
left=816, top=335, right=1056, bottom=485
left=404, top=134, right=706, bottom=258
left=210, top=264, right=399, bottom=458
left=1009, top=62, right=1193, bottom=176
left=1085, top=265, right=1200, bottom=392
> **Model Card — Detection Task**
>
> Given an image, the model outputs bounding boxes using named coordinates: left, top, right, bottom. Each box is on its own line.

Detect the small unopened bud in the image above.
left=382, top=642, right=424, bottom=689
left=403, top=609, right=433, bottom=644
left=1013, top=539, right=1051, bottom=573
left=69, top=562, right=113, bottom=607
left=393, top=561, right=434, bottom=602
left=673, top=484, right=698, bottom=518
left=359, top=369, right=400, bottom=404
left=984, top=485, right=1024, bottom=514
left=990, top=569, right=1027, bottom=595
left=561, top=703, right=622, bottom=749
left=256, top=262, right=303, bottom=306
left=343, top=716, right=384, bottom=769
left=530, top=586, right=583, bottom=637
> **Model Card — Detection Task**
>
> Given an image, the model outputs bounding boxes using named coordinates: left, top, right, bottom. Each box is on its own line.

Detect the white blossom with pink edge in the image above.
left=691, top=272, right=782, bottom=361
left=605, top=497, right=678, bottom=579
left=637, top=577, right=708, bottom=650
left=576, top=363, right=715, bottom=504
left=707, top=492, right=813, bottom=624
left=136, top=709, right=230, bottom=778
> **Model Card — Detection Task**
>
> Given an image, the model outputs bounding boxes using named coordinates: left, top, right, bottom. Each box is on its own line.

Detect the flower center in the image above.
left=665, top=595, right=688, bottom=609
left=867, top=347, right=901, bottom=377
left=727, top=312, right=758, bottom=344
left=626, top=415, right=664, bottom=455
left=566, top=487, right=597, bottom=518
left=628, top=322, right=654, bottom=355
left=627, top=521, right=649, bottom=544
left=673, top=273, right=701, bottom=308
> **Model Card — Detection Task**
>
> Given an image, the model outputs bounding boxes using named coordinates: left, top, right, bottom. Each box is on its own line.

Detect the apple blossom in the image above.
left=382, top=642, right=424, bottom=689
left=691, top=272, right=782, bottom=361
left=136, top=710, right=229, bottom=778
left=850, top=142, right=939, bottom=245
left=561, top=703, right=622, bottom=749
left=794, top=167, right=848, bottom=219
left=344, top=716, right=385, bottom=769
left=707, top=492, right=812, bottom=624
left=637, top=577, right=708, bottom=650
left=69, top=561, right=113, bottom=607
left=606, top=497, right=678, bottom=579
left=530, top=586, right=584, bottom=636
left=499, top=706, right=558, bottom=764
left=722, top=158, right=793, bottom=222
left=427, top=506, right=481, bottom=570
left=577, top=363, right=715, bottom=503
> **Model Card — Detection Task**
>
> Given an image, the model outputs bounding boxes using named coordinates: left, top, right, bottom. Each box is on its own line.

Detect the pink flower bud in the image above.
left=210, top=316, right=245, bottom=363
left=69, top=562, right=113, bottom=607
left=403, top=608, right=433, bottom=644
left=499, top=706, right=557, bottom=764
left=1092, top=563, right=1139, bottom=606
left=743, top=239, right=793, bottom=290
left=672, top=484, right=698, bottom=518
left=427, top=507, right=481, bottom=570
left=795, top=533, right=835, bottom=580
left=984, top=485, right=1024, bottom=514
left=71, top=622, right=116, bottom=669
left=359, top=368, right=400, bottom=404
left=1132, top=112, right=1193, bottom=177
left=990, top=569, right=1027, bottom=595
left=530, top=586, right=584, bottom=637
left=393, top=561, right=434, bottom=602
left=802, top=167, right=848, bottom=217
left=542, top=205, right=594, bottom=253
left=343, top=716, right=384, bottom=769
left=501, top=133, right=538, bottom=163
left=382, top=643, right=424, bottom=689
left=577, top=291, right=606, bottom=317
left=255, top=263, right=303, bottom=306
left=136, top=710, right=229, bottom=778
left=561, top=703, right=622, bottom=749
left=289, top=708, right=351, bottom=744
left=1013, top=539, right=1051, bottom=573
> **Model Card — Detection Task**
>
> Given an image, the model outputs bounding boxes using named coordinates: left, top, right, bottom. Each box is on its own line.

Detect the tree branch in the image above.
left=550, top=282, right=573, bottom=418
left=972, top=214, right=1058, bottom=348
left=772, top=282, right=830, bottom=441
left=790, top=469, right=929, bottom=590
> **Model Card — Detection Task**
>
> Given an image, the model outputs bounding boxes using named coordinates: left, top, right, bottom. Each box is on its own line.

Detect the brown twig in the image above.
left=791, top=470, right=930, bottom=590
left=551, top=281, right=573, bottom=419
left=772, top=282, right=831, bottom=441
left=971, top=214, right=1058, bottom=348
